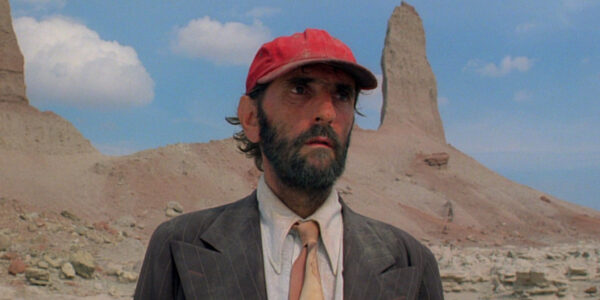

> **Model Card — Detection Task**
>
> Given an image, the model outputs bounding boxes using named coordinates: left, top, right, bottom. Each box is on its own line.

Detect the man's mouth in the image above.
left=305, top=136, right=334, bottom=148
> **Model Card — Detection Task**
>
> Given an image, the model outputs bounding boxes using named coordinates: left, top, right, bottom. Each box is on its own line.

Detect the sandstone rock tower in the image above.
left=380, top=2, right=445, bottom=143
left=0, top=0, right=27, bottom=104
left=0, top=0, right=96, bottom=154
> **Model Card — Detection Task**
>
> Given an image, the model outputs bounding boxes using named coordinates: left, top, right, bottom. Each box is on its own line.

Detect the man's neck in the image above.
left=263, top=169, right=331, bottom=219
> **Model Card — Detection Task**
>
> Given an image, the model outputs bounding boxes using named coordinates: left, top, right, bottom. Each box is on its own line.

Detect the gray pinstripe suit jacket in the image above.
left=134, top=191, right=444, bottom=300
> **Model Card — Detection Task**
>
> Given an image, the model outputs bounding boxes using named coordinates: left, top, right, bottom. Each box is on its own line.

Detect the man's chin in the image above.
left=302, top=151, right=336, bottom=169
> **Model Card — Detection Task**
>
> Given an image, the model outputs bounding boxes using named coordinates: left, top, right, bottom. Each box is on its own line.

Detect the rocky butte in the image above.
left=0, top=0, right=26, bottom=104
left=0, top=0, right=599, bottom=299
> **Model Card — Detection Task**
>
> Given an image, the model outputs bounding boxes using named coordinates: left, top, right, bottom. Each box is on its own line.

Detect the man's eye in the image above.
left=291, top=85, right=306, bottom=95
left=336, top=90, right=353, bottom=102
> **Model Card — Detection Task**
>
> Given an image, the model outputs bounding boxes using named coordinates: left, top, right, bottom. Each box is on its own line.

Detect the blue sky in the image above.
left=9, top=0, right=600, bottom=210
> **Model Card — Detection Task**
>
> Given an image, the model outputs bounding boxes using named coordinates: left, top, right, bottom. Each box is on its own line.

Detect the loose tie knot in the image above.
left=289, top=220, right=324, bottom=300
left=293, top=220, right=320, bottom=246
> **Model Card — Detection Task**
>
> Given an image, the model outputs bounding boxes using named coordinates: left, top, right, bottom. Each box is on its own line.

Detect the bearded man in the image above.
left=135, top=28, right=443, bottom=300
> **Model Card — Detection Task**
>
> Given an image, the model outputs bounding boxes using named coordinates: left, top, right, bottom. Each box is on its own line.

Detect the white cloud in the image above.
left=13, top=16, right=154, bottom=108
left=246, top=7, right=281, bottom=18
left=171, top=16, right=271, bottom=65
left=513, top=90, right=532, bottom=102
left=466, top=56, right=533, bottom=77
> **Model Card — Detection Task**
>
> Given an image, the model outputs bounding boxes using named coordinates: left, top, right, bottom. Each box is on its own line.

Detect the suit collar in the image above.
left=341, top=200, right=396, bottom=274
left=200, top=192, right=262, bottom=253
left=342, top=200, right=419, bottom=299
left=178, top=192, right=267, bottom=299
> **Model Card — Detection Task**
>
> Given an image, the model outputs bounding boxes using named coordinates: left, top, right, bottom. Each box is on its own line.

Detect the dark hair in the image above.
left=226, top=79, right=364, bottom=171
left=225, top=83, right=269, bottom=171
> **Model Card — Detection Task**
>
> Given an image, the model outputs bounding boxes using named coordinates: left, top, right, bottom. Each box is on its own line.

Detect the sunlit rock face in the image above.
left=380, top=2, right=446, bottom=143
left=0, top=0, right=27, bottom=104
left=0, top=0, right=96, bottom=154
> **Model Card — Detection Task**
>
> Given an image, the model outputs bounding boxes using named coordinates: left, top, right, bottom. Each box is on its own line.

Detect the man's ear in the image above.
left=238, top=95, right=260, bottom=143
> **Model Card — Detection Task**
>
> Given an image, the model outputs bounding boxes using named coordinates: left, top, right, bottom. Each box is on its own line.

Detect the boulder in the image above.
left=43, top=254, right=62, bottom=268
left=25, top=267, right=50, bottom=286
left=585, top=286, right=597, bottom=294
left=166, top=201, right=184, bottom=217
left=422, top=152, right=449, bottom=169
left=0, top=233, right=10, bottom=250
left=118, top=271, right=138, bottom=283
left=70, top=250, right=95, bottom=279
left=8, top=257, right=26, bottom=275
left=61, top=262, right=76, bottom=279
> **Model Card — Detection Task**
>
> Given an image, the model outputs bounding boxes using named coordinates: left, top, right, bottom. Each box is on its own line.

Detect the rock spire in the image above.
left=0, top=0, right=27, bottom=104
left=380, top=2, right=445, bottom=142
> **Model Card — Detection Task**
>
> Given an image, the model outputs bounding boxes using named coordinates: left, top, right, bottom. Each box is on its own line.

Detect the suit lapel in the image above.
left=342, top=202, right=418, bottom=300
left=170, top=193, right=268, bottom=299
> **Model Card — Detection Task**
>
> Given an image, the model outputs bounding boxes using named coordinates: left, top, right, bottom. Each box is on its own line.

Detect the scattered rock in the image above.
left=584, top=285, right=597, bottom=294
left=422, top=152, right=449, bottom=169
left=567, top=265, right=588, bottom=280
left=94, top=221, right=118, bottom=235
left=165, top=201, right=184, bottom=217
left=116, top=215, right=136, bottom=228
left=70, top=250, right=95, bottom=279
left=526, top=285, right=559, bottom=296
left=108, top=286, right=120, bottom=297
left=37, top=260, right=49, bottom=269
left=515, top=270, right=549, bottom=287
left=0, top=233, right=10, bottom=250
left=61, top=262, right=76, bottom=279
left=540, top=195, right=552, bottom=203
left=25, top=268, right=50, bottom=286
left=8, top=257, right=27, bottom=275
left=43, top=254, right=62, bottom=268
left=1, top=251, right=18, bottom=260
left=105, top=262, right=123, bottom=276
left=441, top=271, right=467, bottom=283
left=86, top=230, right=105, bottom=244
left=118, top=271, right=138, bottom=283
left=60, top=210, right=80, bottom=222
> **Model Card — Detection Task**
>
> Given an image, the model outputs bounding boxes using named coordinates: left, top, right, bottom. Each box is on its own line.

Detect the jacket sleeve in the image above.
left=134, top=222, right=182, bottom=300
left=418, top=249, right=444, bottom=300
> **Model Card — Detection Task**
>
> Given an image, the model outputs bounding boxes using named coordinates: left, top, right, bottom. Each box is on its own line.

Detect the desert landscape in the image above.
left=1, top=1, right=599, bottom=299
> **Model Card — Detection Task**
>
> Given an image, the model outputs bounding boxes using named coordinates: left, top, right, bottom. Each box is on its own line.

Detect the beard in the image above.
left=258, top=107, right=351, bottom=193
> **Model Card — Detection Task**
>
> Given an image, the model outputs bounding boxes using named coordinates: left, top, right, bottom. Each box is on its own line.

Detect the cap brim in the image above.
left=256, top=58, right=377, bottom=90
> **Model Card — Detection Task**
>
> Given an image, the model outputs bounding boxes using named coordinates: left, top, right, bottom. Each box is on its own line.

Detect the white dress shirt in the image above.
left=257, top=176, right=344, bottom=300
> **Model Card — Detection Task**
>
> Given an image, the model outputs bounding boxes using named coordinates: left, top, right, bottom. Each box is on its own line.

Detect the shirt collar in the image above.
left=257, top=175, right=343, bottom=275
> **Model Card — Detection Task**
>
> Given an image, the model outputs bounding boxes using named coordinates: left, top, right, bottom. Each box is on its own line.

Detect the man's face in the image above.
left=257, top=64, right=357, bottom=191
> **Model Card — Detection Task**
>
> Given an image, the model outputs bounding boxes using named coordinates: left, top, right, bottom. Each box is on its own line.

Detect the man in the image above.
left=135, top=29, right=443, bottom=300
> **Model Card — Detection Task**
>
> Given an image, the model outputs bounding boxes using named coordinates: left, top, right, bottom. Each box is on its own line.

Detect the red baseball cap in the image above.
left=245, top=28, right=377, bottom=93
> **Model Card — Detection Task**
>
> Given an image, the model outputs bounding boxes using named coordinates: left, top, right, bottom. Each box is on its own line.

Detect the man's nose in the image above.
left=313, top=92, right=336, bottom=124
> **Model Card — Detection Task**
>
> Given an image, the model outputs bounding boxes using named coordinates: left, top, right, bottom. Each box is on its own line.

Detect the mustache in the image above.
left=291, top=124, right=341, bottom=150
